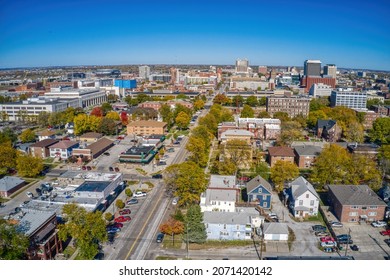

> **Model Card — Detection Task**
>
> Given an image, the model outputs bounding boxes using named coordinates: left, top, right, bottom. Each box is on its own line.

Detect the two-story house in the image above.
left=29, top=139, right=60, bottom=159
left=200, top=189, right=236, bottom=212
left=267, top=146, right=295, bottom=167
left=285, top=176, right=320, bottom=218
left=245, top=175, right=273, bottom=210
left=49, top=140, right=79, bottom=160
left=294, top=145, right=323, bottom=169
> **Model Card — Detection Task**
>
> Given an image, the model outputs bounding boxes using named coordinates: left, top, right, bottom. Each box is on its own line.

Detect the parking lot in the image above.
left=332, top=223, right=390, bottom=259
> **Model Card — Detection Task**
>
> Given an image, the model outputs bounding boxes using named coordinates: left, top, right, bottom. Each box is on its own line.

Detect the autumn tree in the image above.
left=213, top=93, right=230, bottom=105
left=344, top=121, right=364, bottom=143
left=347, top=154, right=382, bottom=191
left=164, top=162, right=207, bottom=206
left=58, top=203, right=107, bottom=260
left=16, top=153, right=44, bottom=177
left=223, top=139, right=252, bottom=168
left=101, top=102, right=113, bottom=115
left=232, top=95, right=244, bottom=107
left=0, top=220, right=29, bottom=260
left=90, top=107, right=103, bottom=117
left=198, top=114, right=218, bottom=134
left=246, top=96, right=258, bottom=107
left=159, top=104, right=174, bottom=127
left=98, top=118, right=117, bottom=135
left=104, top=213, right=113, bottom=222
left=258, top=111, right=271, bottom=118
left=270, top=160, right=299, bottom=192
left=194, top=99, right=205, bottom=111
left=191, top=125, right=212, bottom=148
left=19, top=128, right=36, bottom=143
left=186, top=136, right=209, bottom=167
left=0, top=142, right=17, bottom=175
left=105, top=111, right=120, bottom=121
left=370, top=117, right=390, bottom=144
left=273, top=112, right=290, bottom=123
left=125, top=188, right=133, bottom=198
left=120, top=111, right=129, bottom=125
left=240, top=104, right=255, bottom=118
left=36, top=112, right=51, bottom=128
left=175, top=111, right=190, bottom=130
left=115, top=199, right=125, bottom=209
left=159, top=218, right=184, bottom=246
left=0, top=128, right=17, bottom=144
left=277, top=121, right=303, bottom=146
left=210, top=159, right=237, bottom=175
left=184, top=205, right=207, bottom=244
left=74, top=114, right=102, bottom=135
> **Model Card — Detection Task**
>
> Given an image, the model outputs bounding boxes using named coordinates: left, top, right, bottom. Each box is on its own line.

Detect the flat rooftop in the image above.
left=123, top=146, right=154, bottom=155
left=59, top=171, right=121, bottom=182
left=75, top=181, right=111, bottom=193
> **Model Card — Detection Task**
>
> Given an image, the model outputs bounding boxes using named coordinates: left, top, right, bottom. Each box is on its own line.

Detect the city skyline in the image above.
left=0, top=0, right=389, bottom=70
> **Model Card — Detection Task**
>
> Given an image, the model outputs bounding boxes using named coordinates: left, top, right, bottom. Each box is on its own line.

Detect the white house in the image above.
left=285, top=176, right=319, bottom=218
left=200, top=189, right=236, bottom=212
left=263, top=223, right=289, bottom=241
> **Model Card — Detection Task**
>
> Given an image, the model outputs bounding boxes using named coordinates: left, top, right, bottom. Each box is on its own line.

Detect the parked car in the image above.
left=320, top=236, right=335, bottom=242
left=315, top=231, right=328, bottom=237
left=82, top=166, right=86, bottom=170
left=133, top=191, right=146, bottom=197
left=371, top=221, right=387, bottom=228
left=109, top=167, right=114, bottom=171
left=350, top=245, right=359, bottom=251
left=330, top=221, right=343, bottom=228
left=173, top=141, right=180, bottom=145
left=157, top=161, right=167, bottom=166
left=106, top=227, right=121, bottom=234
left=26, top=192, right=33, bottom=198
left=172, top=197, right=179, bottom=205
left=119, top=209, right=131, bottom=215
left=152, top=174, right=163, bottom=179
left=156, top=233, right=164, bottom=243
left=167, top=148, right=175, bottom=153
left=380, top=230, right=390, bottom=236
left=117, top=136, right=125, bottom=140
left=323, top=247, right=335, bottom=253
left=127, top=198, right=138, bottom=205
left=114, top=167, right=120, bottom=172
left=312, top=225, right=327, bottom=232
left=103, top=152, right=110, bottom=156
left=114, top=216, right=131, bottom=223
left=86, top=166, right=92, bottom=171
left=337, top=238, right=353, bottom=245
left=384, top=239, right=390, bottom=247
left=321, top=241, right=337, bottom=248
left=112, top=222, right=124, bottom=228
left=337, top=234, right=351, bottom=240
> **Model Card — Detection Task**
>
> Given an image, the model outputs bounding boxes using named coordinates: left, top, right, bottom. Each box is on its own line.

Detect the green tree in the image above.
left=270, top=160, right=299, bottom=192
left=191, top=125, right=212, bottom=148
left=101, top=102, right=113, bottom=115
left=273, top=112, right=290, bottom=122
left=257, top=111, right=271, bottom=118
left=136, top=93, right=150, bottom=104
left=0, top=128, right=17, bottom=144
left=246, top=96, right=259, bottom=107
left=240, top=104, right=255, bottom=118
left=0, top=142, right=17, bottom=175
left=344, top=121, right=364, bottom=143
left=0, top=220, right=29, bottom=260
left=309, top=97, right=330, bottom=112
left=48, top=112, right=62, bottom=127
left=164, top=162, right=207, bottom=206
left=210, top=159, right=237, bottom=175
left=198, top=114, right=218, bottom=134
left=213, top=94, right=230, bottom=105
left=232, top=95, right=244, bottom=107
left=176, top=93, right=188, bottom=100
left=175, top=111, right=190, bottom=130
left=307, top=110, right=328, bottom=128
left=366, top=98, right=383, bottom=110
left=292, top=114, right=307, bottom=128
left=104, top=213, right=113, bottom=222
left=107, top=94, right=118, bottom=103
left=255, top=162, right=270, bottom=180
left=159, top=218, right=184, bottom=246
left=184, top=205, right=207, bottom=244
left=193, top=99, right=205, bottom=111
left=258, top=97, right=267, bottom=106
left=36, top=112, right=51, bottom=128
left=58, top=203, right=107, bottom=260
left=370, top=117, right=390, bottom=144
left=115, top=199, right=125, bottom=209
left=224, top=139, right=252, bottom=168
left=186, top=136, right=209, bottom=167
left=19, top=128, right=36, bottom=143
left=16, top=153, right=44, bottom=177
left=277, top=121, right=303, bottom=146
left=125, top=188, right=133, bottom=198
left=98, top=117, right=117, bottom=135
left=159, top=104, right=174, bottom=127
left=310, top=144, right=352, bottom=187
left=347, top=154, right=382, bottom=191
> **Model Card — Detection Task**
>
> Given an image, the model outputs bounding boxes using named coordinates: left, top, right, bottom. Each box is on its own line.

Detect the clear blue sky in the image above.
left=0, top=0, right=389, bottom=70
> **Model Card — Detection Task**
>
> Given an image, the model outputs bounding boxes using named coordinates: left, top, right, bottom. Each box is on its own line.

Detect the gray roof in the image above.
left=203, top=211, right=253, bottom=225
left=16, top=211, right=56, bottom=237
left=328, top=185, right=387, bottom=206
left=317, top=119, right=336, bottom=130
left=263, top=223, right=289, bottom=235
left=203, top=189, right=236, bottom=204
left=221, top=129, right=254, bottom=137
left=294, top=145, right=323, bottom=156
left=290, top=176, right=319, bottom=199
left=246, top=175, right=272, bottom=194
left=209, top=175, right=237, bottom=189
left=0, top=176, right=25, bottom=192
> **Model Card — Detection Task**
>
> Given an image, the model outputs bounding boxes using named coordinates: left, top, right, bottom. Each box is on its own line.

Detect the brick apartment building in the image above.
left=266, top=96, right=310, bottom=118
left=127, top=120, right=167, bottom=135
left=29, top=139, right=60, bottom=158
left=267, top=146, right=295, bottom=167
left=301, top=76, right=336, bottom=93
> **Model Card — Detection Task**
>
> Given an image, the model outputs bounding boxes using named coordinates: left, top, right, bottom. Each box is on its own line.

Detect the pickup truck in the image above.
left=133, top=191, right=147, bottom=198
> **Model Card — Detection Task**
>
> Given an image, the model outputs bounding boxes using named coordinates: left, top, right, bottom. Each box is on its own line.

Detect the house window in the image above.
left=310, top=200, right=314, bottom=206
left=258, top=188, right=262, bottom=193
left=349, top=218, right=356, bottom=222
left=349, top=212, right=358, bottom=216
left=306, top=194, right=309, bottom=198
left=223, top=224, right=226, bottom=229
left=368, top=212, right=377, bottom=216
left=350, top=206, right=359, bottom=209
left=299, top=200, right=303, bottom=206
left=362, top=206, right=367, bottom=210
left=237, top=225, right=240, bottom=230
left=369, top=206, right=378, bottom=209
left=263, top=195, right=267, bottom=200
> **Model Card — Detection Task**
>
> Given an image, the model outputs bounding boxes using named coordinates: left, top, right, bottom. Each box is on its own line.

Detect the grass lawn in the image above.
left=62, top=245, right=76, bottom=259
left=156, top=256, right=178, bottom=260
left=135, top=168, right=147, bottom=176
left=189, top=240, right=253, bottom=250
left=161, top=234, right=183, bottom=250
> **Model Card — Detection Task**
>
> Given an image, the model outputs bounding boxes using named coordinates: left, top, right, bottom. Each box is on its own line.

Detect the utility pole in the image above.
left=344, top=228, right=351, bottom=257
left=186, top=221, right=189, bottom=259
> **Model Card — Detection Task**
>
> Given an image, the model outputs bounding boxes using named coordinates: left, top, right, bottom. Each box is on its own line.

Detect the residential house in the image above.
left=49, top=140, right=79, bottom=160
left=29, top=139, right=60, bottom=158
left=327, top=184, right=387, bottom=223
left=37, top=130, right=57, bottom=141
left=316, top=119, right=342, bottom=142
left=245, top=175, right=273, bottom=210
left=263, top=223, right=289, bottom=241
left=220, top=129, right=254, bottom=144
left=208, top=175, right=240, bottom=200
left=203, top=209, right=263, bottom=241
left=294, top=145, right=323, bottom=168
left=0, top=176, right=25, bottom=198
left=127, top=120, right=167, bottom=135
left=347, top=143, right=379, bottom=158
left=79, top=132, right=103, bottom=143
left=200, top=189, right=236, bottom=212
left=267, top=146, right=295, bottom=167
left=16, top=211, right=63, bottom=260
left=72, top=137, right=114, bottom=160
left=285, top=176, right=319, bottom=218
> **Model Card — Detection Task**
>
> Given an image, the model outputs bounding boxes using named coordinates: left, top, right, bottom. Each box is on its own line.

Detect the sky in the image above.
left=0, top=0, right=389, bottom=70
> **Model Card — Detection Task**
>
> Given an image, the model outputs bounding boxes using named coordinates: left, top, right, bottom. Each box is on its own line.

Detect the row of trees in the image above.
left=213, top=94, right=266, bottom=107
left=124, top=93, right=207, bottom=107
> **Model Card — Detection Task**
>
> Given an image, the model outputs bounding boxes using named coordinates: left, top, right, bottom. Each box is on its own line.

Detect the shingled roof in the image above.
left=268, top=146, right=295, bottom=157
left=328, top=185, right=386, bottom=206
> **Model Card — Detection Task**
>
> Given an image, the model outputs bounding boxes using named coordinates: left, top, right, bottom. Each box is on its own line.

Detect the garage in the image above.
left=263, top=223, right=289, bottom=241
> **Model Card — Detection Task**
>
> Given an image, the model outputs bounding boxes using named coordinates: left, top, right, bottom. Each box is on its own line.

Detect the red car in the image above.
left=320, top=236, right=335, bottom=242
left=380, top=230, right=390, bottom=236
left=112, top=222, right=123, bottom=228
left=119, top=209, right=131, bottom=215
left=117, top=136, right=125, bottom=140
left=114, top=216, right=131, bottom=223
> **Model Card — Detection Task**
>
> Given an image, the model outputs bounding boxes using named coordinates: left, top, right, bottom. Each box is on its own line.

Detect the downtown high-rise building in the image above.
left=324, top=64, right=337, bottom=79
left=235, top=59, right=249, bottom=73
left=139, top=65, right=150, bottom=80
left=304, top=60, right=321, bottom=76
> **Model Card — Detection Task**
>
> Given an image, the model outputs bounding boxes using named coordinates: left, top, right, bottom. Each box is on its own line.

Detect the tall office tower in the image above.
left=235, top=59, right=249, bottom=73
left=139, top=65, right=150, bottom=80
left=304, top=60, right=321, bottom=76
left=324, top=64, right=337, bottom=79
